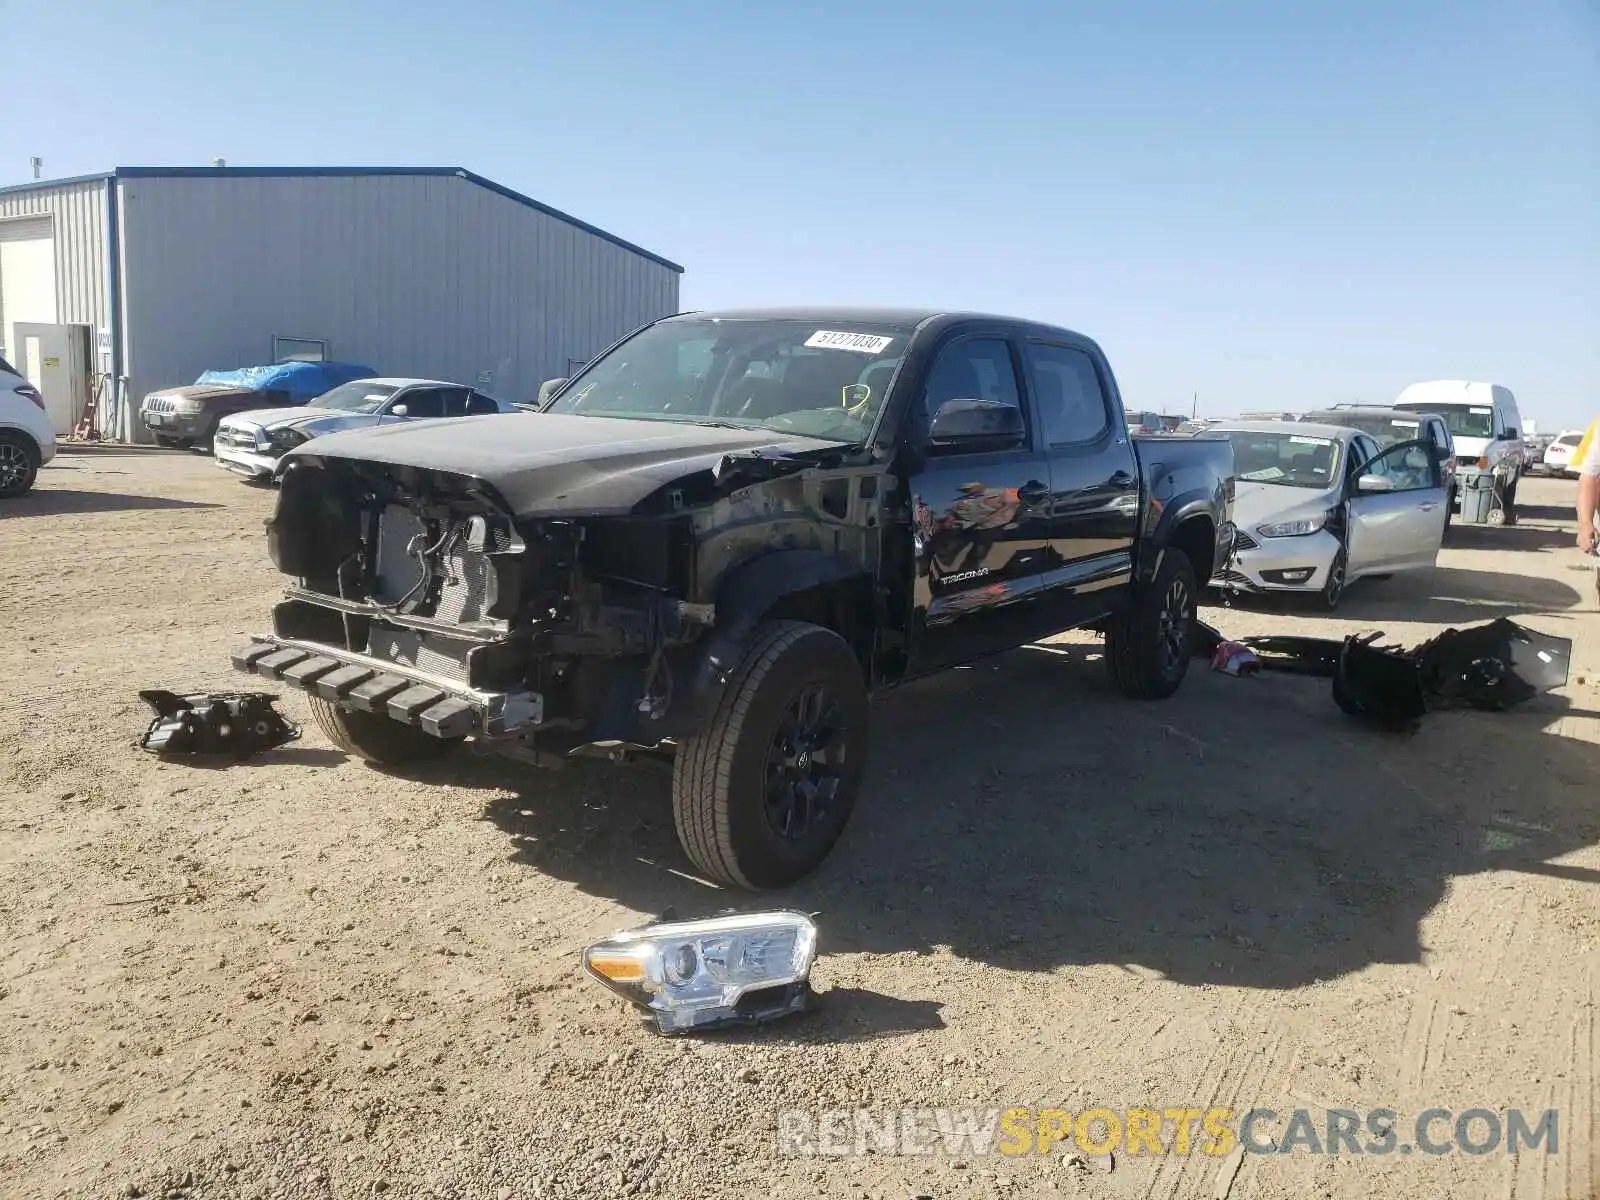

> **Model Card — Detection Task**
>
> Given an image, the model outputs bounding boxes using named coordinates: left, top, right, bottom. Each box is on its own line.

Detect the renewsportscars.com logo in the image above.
left=777, top=1106, right=1560, bottom=1158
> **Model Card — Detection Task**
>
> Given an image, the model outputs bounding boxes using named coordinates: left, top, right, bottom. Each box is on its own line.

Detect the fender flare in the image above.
left=674, top=549, right=873, bottom=733
left=1140, top=494, right=1223, bottom=584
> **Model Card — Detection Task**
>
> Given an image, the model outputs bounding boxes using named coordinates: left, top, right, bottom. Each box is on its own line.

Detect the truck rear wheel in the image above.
left=309, top=697, right=456, bottom=764
left=672, top=620, right=868, bottom=890
left=1105, top=549, right=1197, bottom=700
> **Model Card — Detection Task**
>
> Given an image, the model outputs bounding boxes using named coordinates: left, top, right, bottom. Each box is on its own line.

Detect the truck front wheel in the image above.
left=1105, top=549, right=1198, bottom=700
left=672, top=620, right=868, bottom=890
left=308, top=697, right=457, bottom=765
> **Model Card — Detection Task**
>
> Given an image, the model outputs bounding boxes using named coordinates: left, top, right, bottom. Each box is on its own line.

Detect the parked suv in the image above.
left=235, top=307, right=1234, bottom=889
left=0, top=353, right=57, bottom=497
left=140, top=361, right=375, bottom=450
left=1301, top=405, right=1457, bottom=521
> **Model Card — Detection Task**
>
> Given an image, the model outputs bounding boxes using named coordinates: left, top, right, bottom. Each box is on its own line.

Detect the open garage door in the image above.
left=1, top=216, right=58, bottom=367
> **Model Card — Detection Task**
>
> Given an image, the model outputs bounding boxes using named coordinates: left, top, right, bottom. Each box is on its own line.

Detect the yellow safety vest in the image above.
left=1576, top=419, right=1600, bottom=472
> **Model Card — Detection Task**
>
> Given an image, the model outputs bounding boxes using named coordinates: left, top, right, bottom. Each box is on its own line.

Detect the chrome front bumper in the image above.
left=214, top=443, right=280, bottom=478
left=233, top=636, right=543, bottom=739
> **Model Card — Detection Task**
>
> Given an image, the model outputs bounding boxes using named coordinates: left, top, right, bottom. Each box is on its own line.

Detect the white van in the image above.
left=1394, top=380, right=1525, bottom=514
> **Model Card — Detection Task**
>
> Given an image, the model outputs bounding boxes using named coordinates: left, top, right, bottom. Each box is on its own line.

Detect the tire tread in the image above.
left=672, top=621, right=834, bottom=889
left=1105, top=550, right=1197, bottom=700
left=308, top=696, right=453, bottom=764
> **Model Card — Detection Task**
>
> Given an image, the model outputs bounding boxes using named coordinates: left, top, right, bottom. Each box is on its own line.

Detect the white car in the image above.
left=0, top=352, right=58, bottom=497
left=1543, top=430, right=1585, bottom=476
left=1210, top=421, right=1448, bottom=610
left=214, top=377, right=514, bottom=481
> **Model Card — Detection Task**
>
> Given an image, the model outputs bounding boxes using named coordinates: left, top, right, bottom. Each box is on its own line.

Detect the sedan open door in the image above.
left=1346, top=440, right=1449, bottom=575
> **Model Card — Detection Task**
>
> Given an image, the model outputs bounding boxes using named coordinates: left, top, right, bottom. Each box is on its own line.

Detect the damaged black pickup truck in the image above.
left=236, top=308, right=1234, bottom=889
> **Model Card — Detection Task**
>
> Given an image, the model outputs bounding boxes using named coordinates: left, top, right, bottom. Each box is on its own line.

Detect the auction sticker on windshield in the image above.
left=805, top=330, right=896, bottom=354
left=1289, top=436, right=1332, bottom=445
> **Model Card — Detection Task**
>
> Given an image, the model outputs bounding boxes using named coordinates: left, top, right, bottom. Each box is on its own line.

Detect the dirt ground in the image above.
left=3, top=450, right=1597, bottom=1200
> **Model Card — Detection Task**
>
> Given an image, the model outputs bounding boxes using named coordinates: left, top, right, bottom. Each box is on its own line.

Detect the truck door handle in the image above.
left=1016, top=480, right=1049, bottom=504
left=1109, top=471, right=1134, bottom=487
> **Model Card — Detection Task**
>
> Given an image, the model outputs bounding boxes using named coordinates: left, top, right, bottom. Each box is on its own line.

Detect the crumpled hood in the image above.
left=1232, top=480, right=1338, bottom=531
left=221, top=406, right=362, bottom=434
left=288, top=413, right=842, bottom=516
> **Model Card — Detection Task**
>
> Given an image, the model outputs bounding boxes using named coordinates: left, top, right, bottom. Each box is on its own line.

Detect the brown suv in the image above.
left=139, top=362, right=376, bottom=449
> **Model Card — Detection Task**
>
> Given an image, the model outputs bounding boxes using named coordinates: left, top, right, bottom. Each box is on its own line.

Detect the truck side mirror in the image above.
left=388, top=403, right=409, bottom=418
left=537, top=377, right=570, bottom=406
left=1502, top=427, right=1518, bottom=440
left=928, top=398, right=1024, bottom=448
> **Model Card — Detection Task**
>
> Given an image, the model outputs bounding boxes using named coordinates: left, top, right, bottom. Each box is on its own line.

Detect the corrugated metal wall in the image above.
left=0, top=178, right=109, bottom=336
left=117, top=173, right=679, bottom=437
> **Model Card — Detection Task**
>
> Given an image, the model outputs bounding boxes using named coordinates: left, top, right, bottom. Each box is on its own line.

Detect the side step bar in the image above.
left=232, top=637, right=543, bottom=739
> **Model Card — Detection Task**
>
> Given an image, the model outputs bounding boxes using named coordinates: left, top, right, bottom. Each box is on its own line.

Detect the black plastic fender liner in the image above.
left=1139, top=496, right=1221, bottom=585
left=676, top=549, right=873, bottom=735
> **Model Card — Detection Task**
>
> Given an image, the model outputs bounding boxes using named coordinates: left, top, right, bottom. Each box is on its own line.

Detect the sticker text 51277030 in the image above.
left=805, top=330, right=896, bottom=355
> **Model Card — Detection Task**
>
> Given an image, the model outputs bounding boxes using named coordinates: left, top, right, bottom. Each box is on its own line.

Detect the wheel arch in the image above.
left=675, top=548, right=876, bottom=735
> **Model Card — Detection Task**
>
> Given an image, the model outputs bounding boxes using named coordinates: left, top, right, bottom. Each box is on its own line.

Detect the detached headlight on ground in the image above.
left=1256, top=513, right=1328, bottom=538
left=583, top=911, right=818, bottom=1034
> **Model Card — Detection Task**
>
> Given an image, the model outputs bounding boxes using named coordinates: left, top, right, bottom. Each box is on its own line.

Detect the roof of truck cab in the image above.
left=662, top=307, right=1094, bottom=339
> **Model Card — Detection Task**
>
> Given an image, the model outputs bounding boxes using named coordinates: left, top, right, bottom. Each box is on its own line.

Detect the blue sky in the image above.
left=8, top=0, right=1596, bottom=426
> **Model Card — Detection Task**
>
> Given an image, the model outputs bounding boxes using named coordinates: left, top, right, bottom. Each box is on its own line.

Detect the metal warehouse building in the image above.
left=0, top=166, right=683, bottom=441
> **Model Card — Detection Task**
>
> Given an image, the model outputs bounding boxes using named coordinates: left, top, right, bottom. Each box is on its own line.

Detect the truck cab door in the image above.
left=906, top=336, right=1053, bottom=675
left=1019, top=341, right=1140, bottom=627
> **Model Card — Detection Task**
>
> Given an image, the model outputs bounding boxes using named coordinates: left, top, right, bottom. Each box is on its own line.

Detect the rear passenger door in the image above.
left=1021, top=342, right=1140, bottom=627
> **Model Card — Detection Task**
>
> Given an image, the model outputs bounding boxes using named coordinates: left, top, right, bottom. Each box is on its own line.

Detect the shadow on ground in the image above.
left=3, top=489, right=221, bottom=518
left=394, top=634, right=1599, bottom=1001
left=1513, top=502, right=1577, bottom=524
left=1335, top=565, right=1583, bottom=622
left=1444, top=524, right=1576, bottom=554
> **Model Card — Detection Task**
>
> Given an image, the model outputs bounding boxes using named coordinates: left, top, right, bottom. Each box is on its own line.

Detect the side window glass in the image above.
left=1025, top=344, right=1110, bottom=445
left=923, top=338, right=1021, bottom=424
left=465, top=391, right=500, bottom=415
left=1363, top=441, right=1438, bottom=491
left=397, top=389, right=445, bottom=419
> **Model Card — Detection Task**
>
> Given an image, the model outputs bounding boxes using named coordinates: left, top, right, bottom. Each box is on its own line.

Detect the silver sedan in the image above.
left=1208, top=421, right=1448, bottom=609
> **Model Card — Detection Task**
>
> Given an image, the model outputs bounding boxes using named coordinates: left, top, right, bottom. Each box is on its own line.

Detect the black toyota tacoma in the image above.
left=236, top=309, right=1234, bottom=889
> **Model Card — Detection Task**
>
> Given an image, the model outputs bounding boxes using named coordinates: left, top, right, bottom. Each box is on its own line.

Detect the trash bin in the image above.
left=1460, top=473, right=1494, bottom=523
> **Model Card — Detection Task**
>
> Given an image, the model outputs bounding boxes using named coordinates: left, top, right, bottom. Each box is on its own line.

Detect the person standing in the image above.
left=1576, top=418, right=1600, bottom=555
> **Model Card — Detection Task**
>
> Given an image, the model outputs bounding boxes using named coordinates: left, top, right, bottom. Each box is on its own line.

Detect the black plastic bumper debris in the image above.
left=138, top=691, right=299, bottom=758
left=1197, top=620, right=1571, bottom=731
